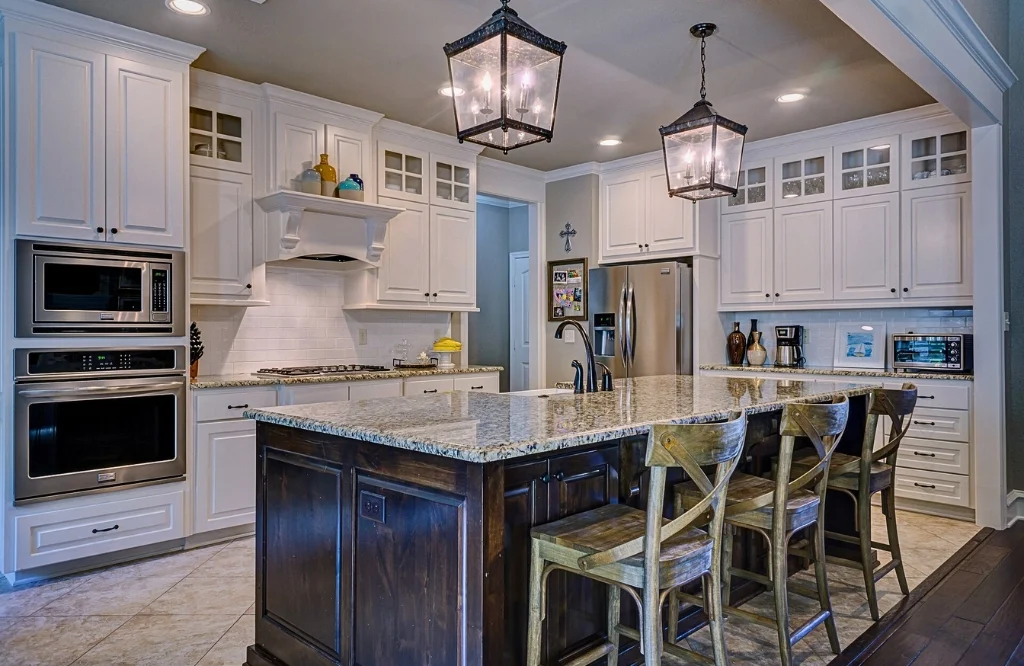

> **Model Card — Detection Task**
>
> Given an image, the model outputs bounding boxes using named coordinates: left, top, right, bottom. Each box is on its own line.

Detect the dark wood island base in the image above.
left=245, top=387, right=871, bottom=666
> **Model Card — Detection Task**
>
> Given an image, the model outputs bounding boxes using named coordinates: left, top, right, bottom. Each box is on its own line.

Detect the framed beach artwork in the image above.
left=833, top=322, right=887, bottom=369
left=548, top=257, right=588, bottom=322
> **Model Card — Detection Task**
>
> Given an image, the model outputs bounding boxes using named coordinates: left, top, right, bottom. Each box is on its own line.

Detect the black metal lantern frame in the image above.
left=659, top=23, right=748, bottom=201
left=443, top=0, right=567, bottom=154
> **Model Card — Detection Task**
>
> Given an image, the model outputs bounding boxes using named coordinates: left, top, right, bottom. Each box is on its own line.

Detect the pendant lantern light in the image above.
left=443, top=0, right=566, bottom=154
left=660, top=23, right=748, bottom=200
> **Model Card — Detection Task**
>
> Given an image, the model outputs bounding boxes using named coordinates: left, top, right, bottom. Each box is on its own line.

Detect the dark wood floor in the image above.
left=833, top=521, right=1024, bottom=665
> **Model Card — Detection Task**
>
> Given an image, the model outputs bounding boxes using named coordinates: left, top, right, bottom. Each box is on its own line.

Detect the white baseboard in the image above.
left=1006, top=490, right=1024, bottom=527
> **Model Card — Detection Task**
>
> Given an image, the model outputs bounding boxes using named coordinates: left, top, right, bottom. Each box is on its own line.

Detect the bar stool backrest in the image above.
left=866, top=384, right=918, bottom=466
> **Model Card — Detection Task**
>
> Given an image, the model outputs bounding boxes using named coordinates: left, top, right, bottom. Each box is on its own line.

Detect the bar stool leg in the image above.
left=883, top=487, right=910, bottom=595
left=858, top=495, right=880, bottom=621
left=771, top=532, right=793, bottom=666
left=721, top=525, right=735, bottom=606
left=607, top=583, right=621, bottom=658
left=666, top=588, right=680, bottom=646
left=641, top=578, right=662, bottom=661
left=526, top=541, right=544, bottom=666
left=814, top=525, right=841, bottom=654
left=705, top=570, right=730, bottom=666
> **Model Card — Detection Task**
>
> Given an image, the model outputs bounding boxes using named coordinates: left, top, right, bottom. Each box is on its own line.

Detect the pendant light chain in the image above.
left=699, top=35, right=707, bottom=101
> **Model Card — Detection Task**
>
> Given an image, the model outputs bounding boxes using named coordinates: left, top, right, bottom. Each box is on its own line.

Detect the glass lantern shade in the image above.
left=444, top=2, right=566, bottom=153
left=660, top=100, right=748, bottom=201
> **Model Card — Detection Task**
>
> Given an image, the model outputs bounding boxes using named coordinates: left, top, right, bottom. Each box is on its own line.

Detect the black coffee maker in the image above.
left=775, top=325, right=805, bottom=367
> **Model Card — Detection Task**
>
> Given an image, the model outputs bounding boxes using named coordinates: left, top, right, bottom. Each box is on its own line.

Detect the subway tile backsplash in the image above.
left=718, top=307, right=973, bottom=368
left=191, top=266, right=450, bottom=376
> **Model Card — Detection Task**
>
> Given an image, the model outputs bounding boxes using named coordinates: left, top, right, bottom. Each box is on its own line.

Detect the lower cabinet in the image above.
left=403, top=373, right=500, bottom=396
left=503, top=446, right=620, bottom=666
left=194, top=420, right=258, bottom=533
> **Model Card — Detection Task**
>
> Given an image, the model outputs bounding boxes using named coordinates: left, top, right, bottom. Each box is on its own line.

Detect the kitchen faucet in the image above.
left=554, top=320, right=598, bottom=393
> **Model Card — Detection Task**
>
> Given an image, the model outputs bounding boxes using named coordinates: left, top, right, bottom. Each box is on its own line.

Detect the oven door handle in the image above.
left=18, top=382, right=183, bottom=397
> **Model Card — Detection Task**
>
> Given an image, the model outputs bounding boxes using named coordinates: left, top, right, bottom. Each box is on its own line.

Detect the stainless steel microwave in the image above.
left=892, top=333, right=973, bottom=373
left=17, top=240, right=185, bottom=337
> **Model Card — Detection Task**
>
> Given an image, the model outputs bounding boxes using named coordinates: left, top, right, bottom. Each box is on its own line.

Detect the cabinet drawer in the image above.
left=278, top=383, right=350, bottom=406
left=453, top=374, right=499, bottom=393
left=894, top=468, right=971, bottom=508
left=15, top=490, right=185, bottom=570
left=404, top=377, right=455, bottom=395
left=883, top=381, right=970, bottom=410
left=349, top=379, right=403, bottom=401
left=906, top=407, right=970, bottom=442
left=195, top=388, right=276, bottom=422
left=898, top=437, right=970, bottom=475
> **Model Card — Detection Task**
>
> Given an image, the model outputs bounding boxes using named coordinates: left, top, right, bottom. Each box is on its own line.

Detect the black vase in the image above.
left=746, top=318, right=759, bottom=349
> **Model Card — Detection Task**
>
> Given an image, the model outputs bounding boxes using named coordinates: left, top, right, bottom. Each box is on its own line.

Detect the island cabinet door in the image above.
left=544, top=448, right=620, bottom=663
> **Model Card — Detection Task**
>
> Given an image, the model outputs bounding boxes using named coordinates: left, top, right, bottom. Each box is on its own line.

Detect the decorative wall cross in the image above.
left=559, top=223, right=577, bottom=253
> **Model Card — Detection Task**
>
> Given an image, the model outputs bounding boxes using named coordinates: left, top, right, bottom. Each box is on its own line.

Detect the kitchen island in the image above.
left=242, top=375, right=877, bottom=666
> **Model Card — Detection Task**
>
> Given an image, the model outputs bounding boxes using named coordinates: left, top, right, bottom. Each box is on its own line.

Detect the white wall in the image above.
left=191, top=266, right=450, bottom=375
left=717, top=307, right=973, bottom=368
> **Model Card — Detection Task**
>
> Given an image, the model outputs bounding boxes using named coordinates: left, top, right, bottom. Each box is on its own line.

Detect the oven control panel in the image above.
left=151, top=266, right=170, bottom=321
left=25, top=349, right=180, bottom=376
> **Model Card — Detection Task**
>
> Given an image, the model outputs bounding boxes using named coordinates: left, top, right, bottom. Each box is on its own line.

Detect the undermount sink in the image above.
left=508, top=388, right=576, bottom=397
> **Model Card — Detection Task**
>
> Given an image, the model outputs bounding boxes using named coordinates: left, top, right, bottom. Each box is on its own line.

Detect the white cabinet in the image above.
left=189, top=167, right=254, bottom=300
left=453, top=374, right=500, bottom=393
left=13, top=34, right=106, bottom=242
left=900, top=184, right=972, bottom=299
left=719, top=211, right=774, bottom=306
left=404, top=376, right=455, bottom=395
left=833, top=135, right=899, bottom=198
left=272, top=112, right=325, bottom=191
left=12, top=36, right=186, bottom=248
left=430, top=207, right=477, bottom=305
left=189, top=100, right=251, bottom=174
left=430, top=154, right=476, bottom=211
left=349, top=380, right=404, bottom=401
left=378, top=142, right=428, bottom=203
left=328, top=124, right=374, bottom=200
left=599, top=166, right=695, bottom=263
left=105, top=57, right=185, bottom=248
left=774, top=148, right=832, bottom=206
left=194, top=420, right=257, bottom=533
left=773, top=203, right=832, bottom=302
left=901, top=124, right=970, bottom=189
left=833, top=193, right=900, bottom=301
left=722, top=159, right=773, bottom=213
left=377, top=197, right=431, bottom=303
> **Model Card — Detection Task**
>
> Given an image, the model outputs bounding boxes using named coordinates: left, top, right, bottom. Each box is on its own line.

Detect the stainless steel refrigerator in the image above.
left=589, top=261, right=693, bottom=378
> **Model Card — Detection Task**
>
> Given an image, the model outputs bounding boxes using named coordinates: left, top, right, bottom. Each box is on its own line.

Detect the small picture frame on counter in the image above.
left=833, top=322, right=887, bottom=369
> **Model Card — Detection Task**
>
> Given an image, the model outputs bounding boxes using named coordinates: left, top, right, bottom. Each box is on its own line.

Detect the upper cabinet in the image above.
left=189, top=100, right=251, bottom=174
left=901, top=124, right=970, bottom=190
left=378, top=142, right=427, bottom=204
left=721, top=159, right=773, bottom=214
left=599, top=165, right=696, bottom=264
left=430, top=154, right=476, bottom=212
left=833, top=192, right=900, bottom=301
left=272, top=113, right=324, bottom=191
left=189, top=167, right=254, bottom=300
left=773, top=203, right=833, bottom=303
left=719, top=210, right=774, bottom=306
left=774, top=148, right=832, bottom=206
left=900, top=184, right=972, bottom=299
left=12, top=32, right=192, bottom=248
left=833, top=135, right=899, bottom=198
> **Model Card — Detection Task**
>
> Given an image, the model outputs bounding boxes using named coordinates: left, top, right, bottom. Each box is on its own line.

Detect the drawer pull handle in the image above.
left=913, top=420, right=937, bottom=426
left=919, top=395, right=936, bottom=399
left=227, top=404, right=249, bottom=410
left=424, top=389, right=438, bottom=393
left=92, top=524, right=119, bottom=534
left=913, top=451, right=937, bottom=457
left=913, top=482, right=936, bottom=489
left=471, top=385, right=484, bottom=390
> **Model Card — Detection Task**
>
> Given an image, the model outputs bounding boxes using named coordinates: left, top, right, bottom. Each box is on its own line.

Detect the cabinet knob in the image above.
left=638, top=243, right=643, bottom=250
left=96, top=227, right=104, bottom=233
left=538, top=473, right=551, bottom=484
left=890, top=288, right=897, bottom=293
left=766, top=293, right=771, bottom=298
left=903, top=287, right=909, bottom=293
left=110, top=228, right=118, bottom=234
left=644, top=243, right=649, bottom=248
left=553, top=471, right=565, bottom=482
left=245, top=284, right=252, bottom=290
left=774, top=293, right=780, bottom=298
left=432, top=292, right=438, bottom=298
left=424, top=292, right=430, bottom=297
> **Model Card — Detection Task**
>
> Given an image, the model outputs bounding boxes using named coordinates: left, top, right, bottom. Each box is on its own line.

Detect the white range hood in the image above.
left=256, top=191, right=404, bottom=268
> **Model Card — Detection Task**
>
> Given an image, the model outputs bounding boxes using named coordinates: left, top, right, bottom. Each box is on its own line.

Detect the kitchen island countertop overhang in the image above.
left=242, top=374, right=879, bottom=463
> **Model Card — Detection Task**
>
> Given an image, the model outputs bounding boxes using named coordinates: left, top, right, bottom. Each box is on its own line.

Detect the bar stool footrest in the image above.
left=873, top=558, right=900, bottom=582
left=790, top=609, right=831, bottom=646
left=562, top=641, right=615, bottom=666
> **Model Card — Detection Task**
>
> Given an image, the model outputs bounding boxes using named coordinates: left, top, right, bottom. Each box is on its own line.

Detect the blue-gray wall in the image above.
left=1005, top=2, right=1023, bottom=489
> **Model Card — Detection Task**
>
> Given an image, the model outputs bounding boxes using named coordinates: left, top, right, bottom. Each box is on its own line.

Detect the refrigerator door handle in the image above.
left=618, top=281, right=628, bottom=368
left=628, top=283, right=637, bottom=362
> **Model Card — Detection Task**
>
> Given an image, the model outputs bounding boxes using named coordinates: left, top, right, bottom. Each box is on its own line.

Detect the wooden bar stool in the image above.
left=525, top=412, right=747, bottom=666
left=789, top=384, right=918, bottom=620
left=674, top=397, right=849, bottom=666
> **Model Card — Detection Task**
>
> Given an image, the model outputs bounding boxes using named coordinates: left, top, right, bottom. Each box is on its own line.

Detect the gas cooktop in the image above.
left=254, top=364, right=391, bottom=378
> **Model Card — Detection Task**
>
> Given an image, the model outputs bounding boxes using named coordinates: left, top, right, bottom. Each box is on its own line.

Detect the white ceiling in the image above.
left=38, top=0, right=934, bottom=172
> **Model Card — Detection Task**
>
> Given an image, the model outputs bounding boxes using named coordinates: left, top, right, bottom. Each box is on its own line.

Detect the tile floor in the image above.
left=0, top=509, right=979, bottom=666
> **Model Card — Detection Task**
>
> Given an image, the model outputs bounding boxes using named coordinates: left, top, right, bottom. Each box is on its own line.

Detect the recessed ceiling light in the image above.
left=166, top=0, right=210, bottom=15
left=599, top=139, right=622, bottom=147
left=438, top=85, right=465, bottom=97
left=776, top=92, right=806, bottom=103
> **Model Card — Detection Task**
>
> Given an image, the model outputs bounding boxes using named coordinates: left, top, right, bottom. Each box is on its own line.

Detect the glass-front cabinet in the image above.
left=901, top=124, right=970, bottom=190
left=378, top=142, right=428, bottom=203
left=721, top=159, right=773, bottom=213
left=189, top=100, right=251, bottom=174
left=832, top=135, right=899, bottom=198
left=773, top=148, right=832, bottom=206
left=430, top=154, right=476, bottom=211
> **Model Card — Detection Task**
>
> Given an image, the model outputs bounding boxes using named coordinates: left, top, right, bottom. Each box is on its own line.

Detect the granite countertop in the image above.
left=699, top=364, right=974, bottom=382
left=190, top=365, right=504, bottom=390
left=243, top=375, right=878, bottom=463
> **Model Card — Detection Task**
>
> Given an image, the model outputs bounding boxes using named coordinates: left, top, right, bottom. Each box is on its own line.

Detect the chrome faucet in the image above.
left=555, top=320, right=598, bottom=393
